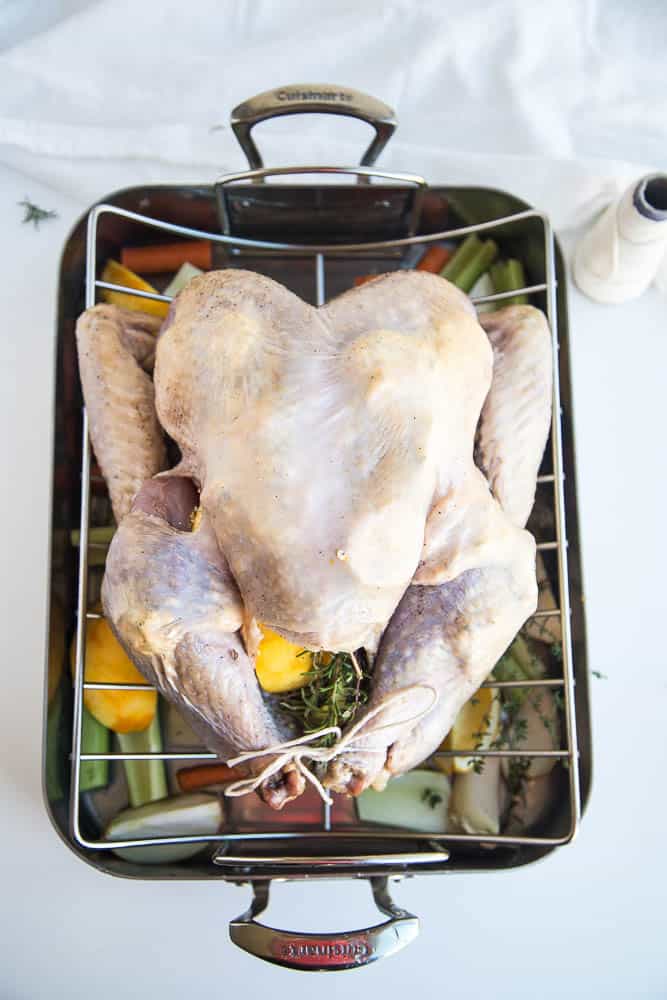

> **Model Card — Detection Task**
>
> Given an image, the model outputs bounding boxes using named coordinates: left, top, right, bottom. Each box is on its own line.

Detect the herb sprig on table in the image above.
left=280, top=650, right=371, bottom=747
left=18, top=198, right=58, bottom=229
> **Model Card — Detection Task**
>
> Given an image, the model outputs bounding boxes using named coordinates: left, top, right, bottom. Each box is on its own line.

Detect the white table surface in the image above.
left=1, top=4, right=667, bottom=995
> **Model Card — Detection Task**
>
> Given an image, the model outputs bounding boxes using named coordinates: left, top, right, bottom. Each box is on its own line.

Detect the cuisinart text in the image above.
left=275, top=89, right=353, bottom=103
left=277, top=938, right=370, bottom=963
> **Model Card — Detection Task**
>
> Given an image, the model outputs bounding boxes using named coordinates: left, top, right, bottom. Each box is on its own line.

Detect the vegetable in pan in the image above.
left=79, top=707, right=110, bottom=792
left=70, top=618, right=167, bottom=807
left=440, top=233, right=499, bottom=291
left=361, top=635, right=563, bottom=836
left=100, top=259, right=170, bottom=318
left=490, top=258, right=529, bottom=305
left=120, top=240, right=212, bottom=274
left=357, top=770, right=451, bottom=834
left=105, top=792, right=223, bottom=864
left=437, top=686, right=501, bottom=775
left=73, top=616, right=157, bottom=733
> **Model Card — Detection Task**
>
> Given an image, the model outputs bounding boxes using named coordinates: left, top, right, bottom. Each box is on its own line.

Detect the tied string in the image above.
left=224, top=683, right=439, bottom=805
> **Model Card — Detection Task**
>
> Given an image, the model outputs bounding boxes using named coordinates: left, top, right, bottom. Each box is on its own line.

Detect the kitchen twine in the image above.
left=223, top=683, right=439, bottom=805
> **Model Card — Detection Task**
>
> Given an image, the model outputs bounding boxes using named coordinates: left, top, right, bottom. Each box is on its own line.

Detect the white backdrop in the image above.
left=1, top=2, right=666, bottom=997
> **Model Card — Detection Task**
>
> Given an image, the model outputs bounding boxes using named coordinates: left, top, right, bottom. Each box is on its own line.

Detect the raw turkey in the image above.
left=76, top=270, right=552, bottom=807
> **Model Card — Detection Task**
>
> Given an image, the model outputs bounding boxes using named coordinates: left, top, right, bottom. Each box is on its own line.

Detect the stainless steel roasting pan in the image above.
left=43, top=85, right=591, bottom=971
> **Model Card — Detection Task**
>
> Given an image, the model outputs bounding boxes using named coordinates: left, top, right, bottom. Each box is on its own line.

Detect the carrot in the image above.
left=121, top=241, right=212, bottom=274
left=416, top=245, right=452, bottom=272
left=177, top=762, right=245, bottom=793
left=352, top=248, right=451, bottom=289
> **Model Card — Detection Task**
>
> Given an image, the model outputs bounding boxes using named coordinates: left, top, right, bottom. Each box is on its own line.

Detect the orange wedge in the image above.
left=100, top=259, right=170, bottom=318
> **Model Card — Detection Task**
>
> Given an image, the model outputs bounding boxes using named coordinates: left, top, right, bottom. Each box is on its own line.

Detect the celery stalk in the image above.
left=490, top=261, right=508, bottom=292
left=440, top=234, right=482, bottom=282
left=70, top=525, right=116, bottom=547
left=491, top=652, right=531, bottom=710
left=490, top=258, right=528, bottom=305
left=492, top=636, right=546, bottom=715
left=509, top=634, right=544, bottom=680
left=504, top=259, right=528, bottom=304
left=45, top=683, right=65, bottom=802
left=80, top=706, right=110, bottom=792
left=492, top=653, right=525, bottom=685
left=117, top=710, right=168, bottom=808
left=452, top=239, right=498, bottom=293
left=70, top=525, right=115, bottom=567
left=494, top=637, right=544, bottom=684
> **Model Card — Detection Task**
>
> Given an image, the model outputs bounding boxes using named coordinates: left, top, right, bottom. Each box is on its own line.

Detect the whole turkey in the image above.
left=76, top=270, right=552, bottom=808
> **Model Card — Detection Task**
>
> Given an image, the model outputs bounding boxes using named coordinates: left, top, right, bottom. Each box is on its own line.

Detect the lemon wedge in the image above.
left=100, top=259, right=170, bottom=318
left=70, top=616, right=157, bottom=733
left=436, top=686, right=501, bottom=776
left=254, top=626, right=312, bottom=694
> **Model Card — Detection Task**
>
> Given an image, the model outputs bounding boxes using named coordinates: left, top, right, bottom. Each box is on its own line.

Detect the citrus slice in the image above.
left=100, top=259, right=170, bottom=318
left=438, top=687, right=501, bottom=775
left=70, top=616, right=157, bottom=733
left=254, top=626, right=312, bottom=694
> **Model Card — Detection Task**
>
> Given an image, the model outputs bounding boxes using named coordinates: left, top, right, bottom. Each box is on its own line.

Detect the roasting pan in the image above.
left=43, top=85, right=591, bottom=971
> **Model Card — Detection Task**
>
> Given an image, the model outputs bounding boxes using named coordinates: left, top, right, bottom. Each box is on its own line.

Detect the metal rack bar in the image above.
left=87, top=201, right=547, bottom=255
left=70, top=825, right=575, bottom=852
left=471, top=283, right=548, bottom=305
left=81, top=676, right=566, bottom=693
left=95, top=280, right=172, bottom=304
left=314, top=250, right=332, bottom=835
left=83, top=603, right=563, bottom=626
left=80, top=751, right=218, bottom=761
left=69, top=208, right=97, bottom=855
left=79, top=748, right=569, bottom=763
left=433, top=749, right=567, bottom=759
left=71, top=198, right=580, bottom=856
left=542, top=212, right=582, bottom=839
left=92, top=275, right=550, bottom=309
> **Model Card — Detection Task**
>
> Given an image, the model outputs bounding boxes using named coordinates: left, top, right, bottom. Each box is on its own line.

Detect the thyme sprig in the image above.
left=280, top=649, right=371, bottom=748
left=18, top=198, right=58, bottom=229
left=421, top=787, right=443, bottom=809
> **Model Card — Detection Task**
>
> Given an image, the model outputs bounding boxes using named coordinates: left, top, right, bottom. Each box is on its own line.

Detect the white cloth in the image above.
left=0, top=0, right=665, bottom=230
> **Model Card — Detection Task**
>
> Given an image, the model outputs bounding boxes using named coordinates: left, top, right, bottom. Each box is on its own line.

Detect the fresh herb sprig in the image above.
left=280, top=650, right=370, bottom=747
left=18, top=198, right=58, bottom=229
left=421, top=787, right=443, bottom=809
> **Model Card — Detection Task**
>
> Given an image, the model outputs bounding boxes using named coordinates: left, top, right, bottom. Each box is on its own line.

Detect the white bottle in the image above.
left=573, top=174, right=667, bottom=304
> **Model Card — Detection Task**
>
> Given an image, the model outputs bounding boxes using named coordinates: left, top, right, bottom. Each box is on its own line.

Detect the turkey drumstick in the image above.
left=102, top=475, right=305, bottom=810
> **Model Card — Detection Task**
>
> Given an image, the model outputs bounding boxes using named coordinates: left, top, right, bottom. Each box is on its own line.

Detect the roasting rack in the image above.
left=46, top=84, right=590, bottom=970
left=72, top=191, right=578, bottom=848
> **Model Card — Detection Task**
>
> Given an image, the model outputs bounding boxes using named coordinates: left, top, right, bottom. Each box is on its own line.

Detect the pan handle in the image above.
left=230, top=84, right=397, bottom=169
left=229, top=877, right=418, bottom=971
